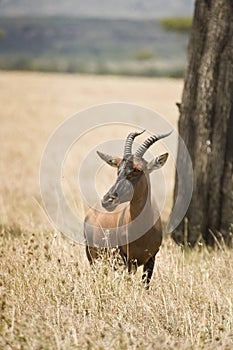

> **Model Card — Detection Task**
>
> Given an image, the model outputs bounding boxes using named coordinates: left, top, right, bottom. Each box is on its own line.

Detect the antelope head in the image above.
left=97, top=130, right=171, bottom=211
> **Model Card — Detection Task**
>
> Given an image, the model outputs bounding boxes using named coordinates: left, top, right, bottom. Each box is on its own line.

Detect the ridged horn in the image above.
left=124, top=130, right=145, bottom=157
left=135, top=130, right=173, bottom=158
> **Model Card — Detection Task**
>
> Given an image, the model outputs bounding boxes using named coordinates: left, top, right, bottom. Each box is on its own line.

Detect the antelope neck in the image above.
left=129, top=174, right=152, bottom=220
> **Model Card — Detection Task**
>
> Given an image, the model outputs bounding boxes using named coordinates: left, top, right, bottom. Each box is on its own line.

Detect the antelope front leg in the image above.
left=142, top=255, right=155, bottom=289
left=127, top=259, right=138, bottom=274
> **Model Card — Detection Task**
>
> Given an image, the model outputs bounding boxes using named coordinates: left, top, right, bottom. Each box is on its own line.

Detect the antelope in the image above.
left=84, top=130, right=171, bottom=287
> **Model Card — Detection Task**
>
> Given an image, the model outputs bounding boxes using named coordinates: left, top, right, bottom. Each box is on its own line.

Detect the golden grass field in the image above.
left=0, top=71, right=233, bottom=349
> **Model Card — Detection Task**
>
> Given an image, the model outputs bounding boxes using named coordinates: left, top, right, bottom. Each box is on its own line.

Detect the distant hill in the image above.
left=0, top=0, right=194, bottom=18
left=0, top=17, right=189, bottom=76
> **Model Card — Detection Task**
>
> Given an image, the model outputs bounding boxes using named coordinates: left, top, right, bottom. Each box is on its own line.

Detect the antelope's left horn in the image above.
left=124, top=130, right=145, bottom=157
left=135, top=130, right=172, bottom=158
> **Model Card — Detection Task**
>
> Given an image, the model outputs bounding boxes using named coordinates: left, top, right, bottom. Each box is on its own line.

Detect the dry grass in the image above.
left=1, top=229, right=232, bottom=349
left=0, top=71, right=233, bottom=349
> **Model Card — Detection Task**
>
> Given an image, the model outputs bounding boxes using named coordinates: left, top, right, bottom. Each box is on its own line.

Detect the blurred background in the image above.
left=0, top=0, right=194, bottom=77
left=1, top=4, right=233, bottom=349
left=0, top=0, right=194, bottom=229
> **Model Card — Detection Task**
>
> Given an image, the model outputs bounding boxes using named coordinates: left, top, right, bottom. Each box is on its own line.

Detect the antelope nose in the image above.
left=102, top=196, right=115, bottom=208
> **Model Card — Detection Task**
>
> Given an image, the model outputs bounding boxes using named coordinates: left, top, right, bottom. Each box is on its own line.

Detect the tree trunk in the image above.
left=172, top=0, right=233, bottom=247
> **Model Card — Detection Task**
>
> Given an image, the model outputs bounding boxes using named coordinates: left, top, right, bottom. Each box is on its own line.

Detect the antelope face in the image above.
left=97, top=130, right=171, bottom=212
left=101, top=156, right=146, bottom=211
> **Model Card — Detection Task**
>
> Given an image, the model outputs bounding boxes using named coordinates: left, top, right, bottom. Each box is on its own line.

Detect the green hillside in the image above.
left=0, top=0, right=194, bottom=18
left=0, top=17, right=189, bottom=76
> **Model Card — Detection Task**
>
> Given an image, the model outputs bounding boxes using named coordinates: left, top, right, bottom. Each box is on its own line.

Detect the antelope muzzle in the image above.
left=101, top=178, right=134, bottom=211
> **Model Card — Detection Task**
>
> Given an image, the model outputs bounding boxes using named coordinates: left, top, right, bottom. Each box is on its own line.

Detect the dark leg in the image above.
left=118, top=246, right=138, bottom=273
left=127, top=259, right=138, bottom=274
left=85, top=245, right=94, bottom=265
left=118, top=245, right=138, bottom=273
left=142, top=255, right=155, bottom=289
left=118, top=246, right=127, bottom=265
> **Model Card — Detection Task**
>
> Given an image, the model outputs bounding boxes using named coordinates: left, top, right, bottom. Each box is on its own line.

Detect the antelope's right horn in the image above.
left=135, top=130, right=172, bottom=158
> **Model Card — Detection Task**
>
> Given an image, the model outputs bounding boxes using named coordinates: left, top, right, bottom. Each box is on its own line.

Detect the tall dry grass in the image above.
left=0, top=72, right=232, bottom=349
left=1, top=228, right=232, bottom=349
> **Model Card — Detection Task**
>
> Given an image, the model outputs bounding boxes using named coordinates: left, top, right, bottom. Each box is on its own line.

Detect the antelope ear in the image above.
left=147, top=153, right=168, bottom=173
left=97, top=151, right=121, bottom=168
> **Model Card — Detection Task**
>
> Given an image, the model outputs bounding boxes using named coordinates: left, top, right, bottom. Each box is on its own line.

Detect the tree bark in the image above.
left=172, top=0, right=233, bottom=246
